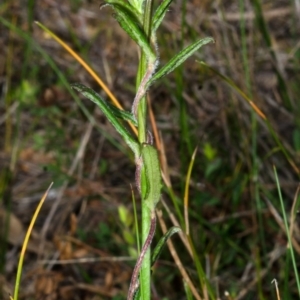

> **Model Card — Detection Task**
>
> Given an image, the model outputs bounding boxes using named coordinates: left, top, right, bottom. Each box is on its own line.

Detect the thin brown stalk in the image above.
left=156, top=209, right=202, bottom=300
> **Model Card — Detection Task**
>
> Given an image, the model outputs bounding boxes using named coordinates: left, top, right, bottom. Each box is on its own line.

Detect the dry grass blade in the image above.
left=39, top=256, right=134, bottom=265
left=271, top=278, right=281, bottom=300
left=161, top=199, right=193, bottom=258
left=198, top=62, right=266, bottom=120
left=156, top=209, right=202, bottom=300
left=236, top=246, right=285, bottom=300
left=184, top=147, right=198, bottom=236
left=289, top=184, right=300, bottom=237
left=198, top=61, right=299, bottom=176
left=265, top=197, right=300, bottom=254
left=147, top=94, right=161, bottom=150
left=13, top=183, right=53, bottom=300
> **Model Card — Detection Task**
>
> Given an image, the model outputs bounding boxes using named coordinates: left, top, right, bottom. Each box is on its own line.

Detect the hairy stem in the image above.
left=127, top=212, right=156, bottom=300
left=137, top=0, right=155, bottom=299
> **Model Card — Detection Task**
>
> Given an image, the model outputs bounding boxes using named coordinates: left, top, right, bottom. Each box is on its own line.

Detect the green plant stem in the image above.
left=137, top=0, right=154, bottom=143
left=137, top=1, right=154, bottom=299
left=239, top=1, right=266, bottom=298
left=274, top=167, right=300, bottom=298
left=128, top=212, right=156, bottom=299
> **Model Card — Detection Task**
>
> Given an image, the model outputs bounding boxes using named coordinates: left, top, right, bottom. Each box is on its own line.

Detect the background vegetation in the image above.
left=0, top=0, right=300, bottom=299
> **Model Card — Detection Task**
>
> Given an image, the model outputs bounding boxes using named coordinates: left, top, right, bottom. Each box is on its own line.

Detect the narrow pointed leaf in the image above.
left=152, top=226, right=181, bottom=264
left=106, top=102, right=138, bottom=126
left=71, top=83, right=139, bottom=157
left=103, top=0, right=142, bottom=21
left=109, top=3, right=156, bottom=63
left=147, top=37, right=214, bottom=87
left=127, top=0, right=143, bottom=14
left=152, top=0, right=174, bottom=33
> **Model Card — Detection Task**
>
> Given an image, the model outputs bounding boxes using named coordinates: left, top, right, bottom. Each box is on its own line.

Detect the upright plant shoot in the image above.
left=72, top=0, right=213, bottom=299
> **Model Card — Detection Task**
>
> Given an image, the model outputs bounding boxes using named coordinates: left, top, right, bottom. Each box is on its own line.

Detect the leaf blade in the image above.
left=106, top=102, right=138, bottom=126
left=103, top=0, right=142, bottom=19
left=152, top=0, right=174, bottom=33
left=151, top=226, right=181, bottom=264
left=147, top=37, right=214, bottom=87
left=71, top=83, right=139, bottom=156
left=108, top=3, right=156, bottom=63
left=141, top=144, right=162, bottom=212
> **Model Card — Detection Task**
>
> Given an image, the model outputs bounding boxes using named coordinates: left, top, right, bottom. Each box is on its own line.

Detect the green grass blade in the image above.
left=239, top=1, right=269, bottom=296
left=274, top=166, right=300, bottom=297
left=183, top=280, right=194, bottom=300
left=147, top=37, right=214, bottom=87
left=186, top=234, right=215, bottom=299
left=71, top=83, right=139, bottom=157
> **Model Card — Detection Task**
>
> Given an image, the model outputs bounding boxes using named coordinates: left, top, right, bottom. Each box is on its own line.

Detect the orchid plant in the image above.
left=72, top=0, right=213, bottom=299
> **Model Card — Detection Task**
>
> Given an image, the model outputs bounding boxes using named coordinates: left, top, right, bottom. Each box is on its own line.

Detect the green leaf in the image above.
left=71, top=83, right=139, bottom=157
left=103, top=0, right=142, bottom=21
left=141, top=144, right=162, bottom=212
left=152, top=0, right=174, bottom=33
left=107, top=3, right=156, bottom=63
left=147, top=37, right=214, bottom=87
left=106, top=101, right=138, bottom=126
left=151, top=226, right=181, bottom=264
left=127, top=0, right=144, bottom=14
